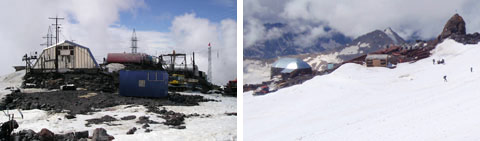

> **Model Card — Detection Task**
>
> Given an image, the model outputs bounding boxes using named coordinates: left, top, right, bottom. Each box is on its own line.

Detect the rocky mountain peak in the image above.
left=439, top=13, right=466, bottom=40
left=383, top=27, right=402, bottom=44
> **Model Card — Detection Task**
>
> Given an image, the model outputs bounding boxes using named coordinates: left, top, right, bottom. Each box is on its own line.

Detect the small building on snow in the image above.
left=271, top=58, right=312, bottom=79
left=365, top=54, right=392, bottom=67
left=32, top=40, right=99, bottom=72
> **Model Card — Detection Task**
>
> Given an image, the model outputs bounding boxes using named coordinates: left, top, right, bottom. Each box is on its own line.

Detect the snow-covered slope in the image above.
left=244, top=39, right=480, bottom=140
left=0, top=70, right=24, bottom=99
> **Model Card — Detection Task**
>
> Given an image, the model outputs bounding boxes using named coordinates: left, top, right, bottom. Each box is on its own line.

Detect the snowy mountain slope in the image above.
left=384, top=27, right=405, bottom=45
left=0, top=70, right=24, bottom=99
left=244, top=39, right=480, bottom=141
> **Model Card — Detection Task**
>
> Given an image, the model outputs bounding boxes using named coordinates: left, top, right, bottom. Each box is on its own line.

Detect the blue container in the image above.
left=119, top=70, right=169, bottom=98
left=327, top=63, right=334, bottom=70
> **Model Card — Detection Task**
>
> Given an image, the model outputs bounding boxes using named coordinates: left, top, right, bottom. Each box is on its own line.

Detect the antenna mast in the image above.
left=40, top=26, right=54, bottom=47
left=48, top=16, right=64, bottom=72
left=49, top=16, right=64, bottom=45
left=131, top=29, right=138, bottom=53
left=208, top=43, right=212, bottom=83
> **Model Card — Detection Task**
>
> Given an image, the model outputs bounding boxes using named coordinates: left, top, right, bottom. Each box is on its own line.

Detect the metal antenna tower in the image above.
left=49, top=16, right=64, bottom=72
left=40, top=26, right=54, bottom=47
left=49, top=16, right=64, bottom=45
left=208, top=43, right=212, bottom=83
left=131, top=28, right=138, bottom=53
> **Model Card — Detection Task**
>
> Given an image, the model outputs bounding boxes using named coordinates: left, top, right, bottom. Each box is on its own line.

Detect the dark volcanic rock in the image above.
left=120, top=115, right=136, bottom=120
left=436, top=14, right=480, bottom=45
left=145, top=129, right=152, bottom=133
left=12, top=129, right=37, bottom=141
left=38, top=128, right=54, bottom=141
left=126, top=127, right=137, bottom=135
left=136, top=116, right=160, bottom=124
left=142, top=123, right=150, bottom=129
left=439, top=14, right=466, bottom=40
left=171, top=125, right=186, bottom=129
left=162, top=112, right=185, bottom=126
left=65, top=114, right=76, bottom=119
left=92, top=128, right=114, bottom=141
left=0, top=91, right=215, bottom=116
left=74, top=131, right=89, bottom=139
left=86, top=115, right=118, bottom=126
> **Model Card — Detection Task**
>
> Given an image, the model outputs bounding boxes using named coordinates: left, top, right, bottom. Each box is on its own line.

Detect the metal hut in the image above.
left=32, top=40, right=99, bottom=73
left=271, top=58, right=312, bottom=79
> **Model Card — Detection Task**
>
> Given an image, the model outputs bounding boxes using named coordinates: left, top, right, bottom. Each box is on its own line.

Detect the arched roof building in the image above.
left=271, top=58, right=312, bottom=79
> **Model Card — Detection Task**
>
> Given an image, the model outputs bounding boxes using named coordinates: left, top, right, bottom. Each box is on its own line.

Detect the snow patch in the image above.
left=0, top=70, right=24, bottom=99
left=340, top=45, right=359, bottom=55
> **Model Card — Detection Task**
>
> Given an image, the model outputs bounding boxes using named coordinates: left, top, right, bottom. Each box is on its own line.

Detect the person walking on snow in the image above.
left=471, top=67, right=473, bottom=72
left=444, top=75, right=447, bottom=82
left=433, top=59, right=435, bottom=65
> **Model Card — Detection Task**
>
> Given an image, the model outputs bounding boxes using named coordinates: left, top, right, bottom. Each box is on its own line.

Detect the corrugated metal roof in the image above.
left=40, top=40, right=99, bottom=68
left=366, top=54, right=389, bottom=60
left=272, top=58, right=311, bottom=69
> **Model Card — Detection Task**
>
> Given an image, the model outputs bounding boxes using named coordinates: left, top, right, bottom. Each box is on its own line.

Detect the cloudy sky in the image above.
left=244, top=0, right=480, bottom=47
left=0, top=0, right=236, bottom=85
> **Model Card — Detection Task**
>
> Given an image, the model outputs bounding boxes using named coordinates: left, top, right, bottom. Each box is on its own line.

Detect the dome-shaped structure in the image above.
left=271, top=58, right=312, bottom=79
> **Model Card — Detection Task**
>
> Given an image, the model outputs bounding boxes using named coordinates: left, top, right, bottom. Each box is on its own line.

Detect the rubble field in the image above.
left=0, top=91, right=217, bottom=116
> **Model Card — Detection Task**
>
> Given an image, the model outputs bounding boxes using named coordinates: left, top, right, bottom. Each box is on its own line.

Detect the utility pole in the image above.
left=49, top=16, right=64, bottom=45
left=48, top=16, right=64, bottom=72
left=208, top=43, right=212, bottom=83
left=131, top=29, right=138, bottom=53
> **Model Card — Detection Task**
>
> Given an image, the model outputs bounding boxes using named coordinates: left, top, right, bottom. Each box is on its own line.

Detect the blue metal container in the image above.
left=327, top=63, right=334, bottom=70
left=119, top=70, right=169, bottom=98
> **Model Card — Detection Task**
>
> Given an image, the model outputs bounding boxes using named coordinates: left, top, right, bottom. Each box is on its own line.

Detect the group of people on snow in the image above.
left=433, top=59, right=474, bottom=82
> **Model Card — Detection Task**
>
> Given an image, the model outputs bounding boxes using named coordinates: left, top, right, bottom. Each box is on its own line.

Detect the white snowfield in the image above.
left=0, top=71, right=236, bottom=140
left=0, top=70, right=24, bottom=99
left=244, top=39, right=480, bottom=141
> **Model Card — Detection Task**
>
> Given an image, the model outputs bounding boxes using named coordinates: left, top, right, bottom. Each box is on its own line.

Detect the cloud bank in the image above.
left=244, top=0, right=480, bottom=47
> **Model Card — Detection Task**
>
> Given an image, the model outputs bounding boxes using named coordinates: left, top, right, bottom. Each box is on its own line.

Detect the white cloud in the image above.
left=170, top=13, right=237, bottom=84
left=244, top=0, right=480, bottom=47
left=0, top=0, right=236, bottom=85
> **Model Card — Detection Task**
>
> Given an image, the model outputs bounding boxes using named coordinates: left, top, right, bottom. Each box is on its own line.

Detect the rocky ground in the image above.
left=0, top=91, right=216, bottom=116
left=0, top=90, right=236, bottom=140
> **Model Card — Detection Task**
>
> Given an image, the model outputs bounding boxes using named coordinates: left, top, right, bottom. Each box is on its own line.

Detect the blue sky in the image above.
left=118, top=0, right=237, bottom=32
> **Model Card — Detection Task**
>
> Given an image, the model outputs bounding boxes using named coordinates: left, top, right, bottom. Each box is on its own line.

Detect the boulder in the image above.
left=439, top=14, right=466, bottom=40
left=126, top=127, right=137, bottom=135
left=92, top=128, right=114, bottom=141
left=38, top=128, right=54, bottom=141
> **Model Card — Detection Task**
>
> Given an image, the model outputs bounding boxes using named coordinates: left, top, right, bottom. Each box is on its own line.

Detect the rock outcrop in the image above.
left=439, top=14, right=466, bottom=40
left=437, top=13, right=480, bottom=44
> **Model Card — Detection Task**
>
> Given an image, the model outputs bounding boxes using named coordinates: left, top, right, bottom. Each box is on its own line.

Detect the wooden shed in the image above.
left=365, top=54, right=391, bottom=67
left=32, top=40, right=99, bottom=72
